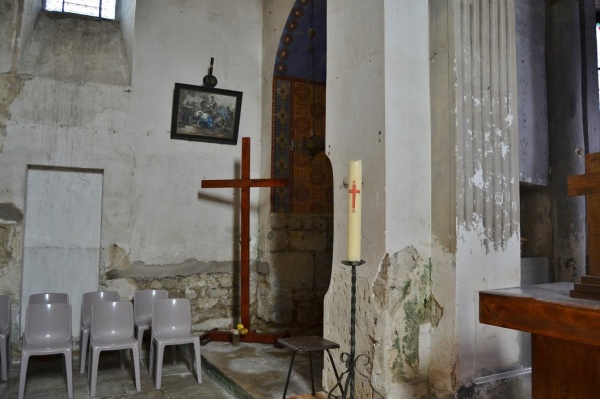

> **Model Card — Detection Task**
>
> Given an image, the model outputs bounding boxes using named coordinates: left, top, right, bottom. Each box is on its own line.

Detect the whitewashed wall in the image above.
left=325, top=0, right=433, bottom=397
left=0, top=0, right=264, bottom=333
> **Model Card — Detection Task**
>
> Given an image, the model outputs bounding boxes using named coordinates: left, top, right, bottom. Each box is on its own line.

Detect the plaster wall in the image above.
left=516, top=0, right=548, bottom=186
left=0, top=0, right=263, bottom=333
left=17, top=0, right=40, bottom=63
left=384, top=1, right=431, bottom=259
left=547, top=0, right=586, bottom=282
left=259, top=0, right=296, bottom=248
left=325, top=0, right=433, bottom=397
left=0, top=0, right=18, bottom=73
left=116, top=0, right=135, bottom=79
left=429, top=1, right=523, bottom=396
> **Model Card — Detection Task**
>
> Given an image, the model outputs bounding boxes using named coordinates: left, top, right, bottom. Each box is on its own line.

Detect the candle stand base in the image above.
left=327, top=260, right=366, bottom=399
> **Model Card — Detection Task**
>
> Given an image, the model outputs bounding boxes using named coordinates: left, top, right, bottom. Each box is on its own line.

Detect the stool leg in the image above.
left=309, top=352, right=315, bottom=395
left=282, top=351, right=296, bottom=399
left=326, top=349, right=344, bottom=397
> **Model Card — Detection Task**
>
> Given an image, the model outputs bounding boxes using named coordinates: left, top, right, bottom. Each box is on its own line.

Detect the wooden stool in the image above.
left=277, top=336, right=342, bottom=399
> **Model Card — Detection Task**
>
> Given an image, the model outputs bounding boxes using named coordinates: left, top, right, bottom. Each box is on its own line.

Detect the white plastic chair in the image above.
left=133, top=289, right=168, bottom=345
left=18, top=303, right=73, bottom=399
left=0, top=294, right=10, bottom=381
left=28, top=292, right=69, bottom=305
left=79, top=291, right=119, bottom=373
left=88, top=301, right=141, bottom=397
left=149, top=298, right=201, bottom=389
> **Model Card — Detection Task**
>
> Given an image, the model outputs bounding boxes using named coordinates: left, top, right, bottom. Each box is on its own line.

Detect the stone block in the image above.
left=311, top=215, right=328, bottom=231
left=270, top=294, right=295, bottom=325
left=209, top=287, right=228, bottom=298
left=257, top=260, right=270, bottom=275
left=293, top=289, right=315, bottom=302
left=297, top=302, right=318, bottom=325
left=0, top=224, right=22, bottom=267
left=314, top=252, right=333, bottom=291
left=271, top=213, right=303, bottom=230
left=288, top=230, right=327, bottom=252
left=270, top=251, right=314, bottom=289
left=197, top=297, right=218, bottom=310
left=268, top=230, right=289, bottom=252
left=104, top=278, right=137, bottom=301
left=219, top=273, right=233, bottom=287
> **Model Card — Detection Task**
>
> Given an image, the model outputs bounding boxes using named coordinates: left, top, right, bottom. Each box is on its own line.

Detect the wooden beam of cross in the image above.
left=567, top=152, right=600, bottom=299
left=200, top=137, right=289, bottom=344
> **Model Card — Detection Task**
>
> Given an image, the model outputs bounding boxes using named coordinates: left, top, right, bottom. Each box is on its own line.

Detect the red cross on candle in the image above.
left=349, top=180, right=361, bottom=213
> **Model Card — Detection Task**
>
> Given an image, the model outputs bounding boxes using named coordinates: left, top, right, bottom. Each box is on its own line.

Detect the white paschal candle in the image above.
left=347, top=160, right=362, bottom=262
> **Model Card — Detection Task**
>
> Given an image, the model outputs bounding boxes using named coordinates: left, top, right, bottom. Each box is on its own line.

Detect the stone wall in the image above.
left=256, top=213, right=333, bottom=335
left=104, top=255, right=249, bottom=333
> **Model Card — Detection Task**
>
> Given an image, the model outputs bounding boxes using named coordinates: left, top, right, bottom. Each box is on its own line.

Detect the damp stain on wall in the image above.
left=374, top=247, right=436, bottom=384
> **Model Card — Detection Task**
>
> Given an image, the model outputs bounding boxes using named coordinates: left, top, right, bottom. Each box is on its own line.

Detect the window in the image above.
left=44, top=0, right=116, bottom=20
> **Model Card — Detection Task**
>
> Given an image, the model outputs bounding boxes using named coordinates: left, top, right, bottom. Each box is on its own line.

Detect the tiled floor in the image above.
left=0, top=349, right=234, bottom=399
left=0, top=341, right=328, bottom=399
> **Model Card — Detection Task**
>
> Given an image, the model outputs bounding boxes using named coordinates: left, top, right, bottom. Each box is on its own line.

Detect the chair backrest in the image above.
left=152, top=298, right=192, bottom=338
left=24, top=303, right=72, bottom=346
left=91, top=301, right=134, bottom=341
left=81, top=291, right=119, bottom=328
left=28, top=292, right=69, bottom=305
left=0, top=294, right=10, bottom=332
left=133, top=290, right=168, bottom=324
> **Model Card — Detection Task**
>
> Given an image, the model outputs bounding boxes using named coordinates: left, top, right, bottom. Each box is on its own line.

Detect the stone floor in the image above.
left=0, top=341, right=332, bottom=399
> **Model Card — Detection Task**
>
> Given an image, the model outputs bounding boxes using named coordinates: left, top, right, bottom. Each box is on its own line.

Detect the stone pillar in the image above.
left=547, top=0, right=586, bottom=282
left=516, top=0, right=548, bottom=185
left=581, top=0, right=600, bottom=152
left=431, top=0, right=523, bottom=395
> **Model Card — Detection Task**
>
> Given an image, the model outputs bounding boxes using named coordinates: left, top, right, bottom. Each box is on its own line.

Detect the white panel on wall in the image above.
left=21, top=167, right=103, bottom=336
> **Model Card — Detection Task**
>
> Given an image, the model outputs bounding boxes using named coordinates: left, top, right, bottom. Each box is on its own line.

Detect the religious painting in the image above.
left=170, top=83, right=243, bottom=145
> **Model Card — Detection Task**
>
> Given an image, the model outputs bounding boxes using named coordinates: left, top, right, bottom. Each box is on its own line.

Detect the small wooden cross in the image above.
left=567, top=152, right=600, bottom=299
left=200, top=137, right=289, bottom=344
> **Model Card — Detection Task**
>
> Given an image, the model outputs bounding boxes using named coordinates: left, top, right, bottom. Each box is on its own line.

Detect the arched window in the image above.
left=44, top=0, right=115, bottom=20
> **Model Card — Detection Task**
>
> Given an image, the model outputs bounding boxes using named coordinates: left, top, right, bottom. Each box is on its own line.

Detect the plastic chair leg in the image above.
left=119, top=350, right=125, bottom=369
left=0, top=336, right=7, bottom=381
left=89, top=348, right=101, bottom=397
left=136, top=326, right=148, bottom=346
left=17, top=353, right=30, bottom=399
left=131, top=346, right=141, bottom=391
left=79, top=329, right=89, bottom=373
left=154, top=343, right=166, bottom=389
left=7, top=335, right=10, bottom=379
left=64, top=351, right=74, bottom=398
left=193, top=341, right=202, bottom=384
left=149, top=339, right=154, bottom=376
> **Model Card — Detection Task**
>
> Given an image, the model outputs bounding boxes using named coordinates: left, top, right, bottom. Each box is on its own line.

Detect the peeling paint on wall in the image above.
left=0, top=75, right=25, bottom=142
left=373, top=247, right=433, bottom=385
left=0, top=202, right=22, bottom=224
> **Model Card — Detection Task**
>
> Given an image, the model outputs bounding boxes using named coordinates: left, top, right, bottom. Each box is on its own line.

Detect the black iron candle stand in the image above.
left=328, top=259, right=365, bottom=399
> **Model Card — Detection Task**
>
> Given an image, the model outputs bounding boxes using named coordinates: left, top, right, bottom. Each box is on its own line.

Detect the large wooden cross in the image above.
left=200, top=137, right=289, bottom=344
left=567, top=152, right=600, bottom=299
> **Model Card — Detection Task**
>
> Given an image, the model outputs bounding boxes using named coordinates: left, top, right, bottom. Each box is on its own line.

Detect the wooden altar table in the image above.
left=479, top=282, right=600, bottom=398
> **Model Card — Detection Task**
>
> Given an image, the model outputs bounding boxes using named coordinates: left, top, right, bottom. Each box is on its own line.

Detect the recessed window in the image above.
left=44, top=0, right=116, bottom=20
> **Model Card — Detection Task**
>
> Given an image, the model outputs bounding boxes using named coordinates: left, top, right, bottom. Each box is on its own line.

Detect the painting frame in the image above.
left=170, top=83, right=243, bottom=145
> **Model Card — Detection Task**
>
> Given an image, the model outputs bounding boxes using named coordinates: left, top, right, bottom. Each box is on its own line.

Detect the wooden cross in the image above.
left=567, top=152, right=600, bottom=299
left=200, top=137, right=289, bottom=344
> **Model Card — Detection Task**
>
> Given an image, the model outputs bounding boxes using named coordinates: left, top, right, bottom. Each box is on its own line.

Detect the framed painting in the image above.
left=170, top=83, right=243, bottom=145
